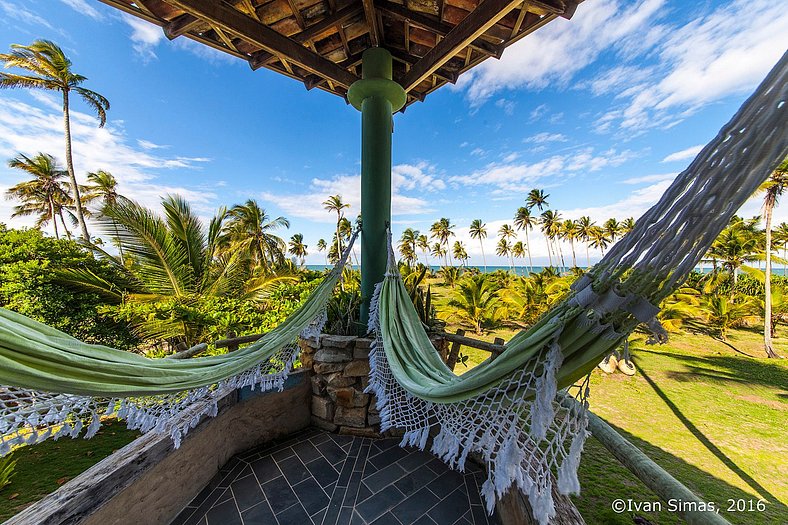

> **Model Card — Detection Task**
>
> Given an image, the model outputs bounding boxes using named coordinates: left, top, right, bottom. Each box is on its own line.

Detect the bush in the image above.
left=0, top=225, right=137, bottom=349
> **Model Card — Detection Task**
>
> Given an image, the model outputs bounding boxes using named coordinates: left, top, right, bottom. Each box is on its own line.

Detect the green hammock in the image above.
left=366, top=52, right=788, bottom=524
left=0, top=231, right=358, bottom=451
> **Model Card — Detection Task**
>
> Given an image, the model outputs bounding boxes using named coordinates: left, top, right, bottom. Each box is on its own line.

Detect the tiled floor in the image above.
left=171, top=427, right=500, bottom=525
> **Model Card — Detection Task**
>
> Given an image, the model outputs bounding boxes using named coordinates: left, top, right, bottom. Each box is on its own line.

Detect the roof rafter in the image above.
left=400, top=0, right=527, bottom=91
left=165, top=0, right=359, bottom=88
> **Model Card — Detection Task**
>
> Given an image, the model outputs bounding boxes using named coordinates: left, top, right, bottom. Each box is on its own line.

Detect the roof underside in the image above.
left=99, top=0, right=580, bottom=108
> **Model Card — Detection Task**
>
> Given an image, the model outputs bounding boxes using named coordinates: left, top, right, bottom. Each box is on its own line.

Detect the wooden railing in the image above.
left=441, top=329, right=505, bottom=371
left=165, top=331, right=266, bottom=359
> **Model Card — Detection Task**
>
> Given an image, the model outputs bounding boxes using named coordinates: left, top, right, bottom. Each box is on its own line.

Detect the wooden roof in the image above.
left=99, top=0, right=580, bottom=108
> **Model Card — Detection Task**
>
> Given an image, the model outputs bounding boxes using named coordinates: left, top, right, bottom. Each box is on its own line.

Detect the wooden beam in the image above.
left=165, top=0, right=358, bottom=87
left=164, top=13, right=203, bottom=39
left=511, top=1, right=529, bottom=37
left=400, top=0, right=524, bottom=91
left=362, top=0, right=380, bottom=47
left=284, top=0, right=306, bottom=29
left=377, top=0, right=498, bottom=57
left=248, top=4, right=363, bottom=69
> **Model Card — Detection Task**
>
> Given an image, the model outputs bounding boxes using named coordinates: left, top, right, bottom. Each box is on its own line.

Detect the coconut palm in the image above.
left=469, top=219, right=487, bottom=272
left=512, top=241, right=525, bottom=275
left=439, top=265, right=463, bottom=288
left=288, top=233, right=308, bottom=267
left=452, top=240, right=468, bottom=266
left=225, top=199, right=290, bottom=273
left=773, top=222, right=788, bottom=277
left=1, top=40, right=111, bottom=241
left=513, top=207, right=535, bottom=272
left=603, top=218, right=621, bottom=243
left=82, top=169, right=127, bottom=256
left=322, top=194, right=350, bottom=256
left=621, top=217, right=636, bottom=236
left=757, top=158, right=788, bottom=358
left=707, top=218, right=762, bottom=284
left=496, top=237, right=512, bottom=272
left=526, top=189, right=549, bottom=211
left=575, top=216, right=595, bottom=267
left=417, top=234, right=431, bottom=268
left=5, top=152, right=74, bottom=239
left=540, top=210, right=562, bottom=268
left=588, top=226, right=610, bottom=257
left=399, top=228, right=419, bottom=266
left=430, top=218, right=455, bottom=266
left=498, top=224, right=517, bottom=271
left=561, top=219, right=578, bottom=267
left=442, top=275, right=503, bottom=334
left=431, top=242, right=447, bottom=266
left=701, top=293, right=759, bottom=342
left=316, top=238, right=328, bottom=265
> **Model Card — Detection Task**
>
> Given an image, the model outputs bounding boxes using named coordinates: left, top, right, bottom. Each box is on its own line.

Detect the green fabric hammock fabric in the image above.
left=0, top=269, right=337, bottom=397
left=366, top=52, right=788, bottom=525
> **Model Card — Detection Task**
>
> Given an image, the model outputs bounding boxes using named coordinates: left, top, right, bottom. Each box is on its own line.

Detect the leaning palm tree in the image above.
left=417, top=234, right=431, bottom=268
left=316, top=238, right=328, bottom=266
left=525, top=189, right=549, bottom=211
left=513, top=207, right=536, bottom=273
left=452, top=240, right=468, bottom=267
left=498, top=224, right=517, bottom=271
left=288, top=233, right=308, bottom=267
left=1, top=40, right=110, bottom=241
left=5, top=152, right=74, bottom=239
left=469, top=219, right=487, bottom=272
left=225, top=199, right=290, bottom=274
left=757, top=158, right=788, bottom=358
left=82, top=170, right=127, bottom=257
left=575, top=216, right=595, bottom=267
left=322, top=194, right=350, bottom=256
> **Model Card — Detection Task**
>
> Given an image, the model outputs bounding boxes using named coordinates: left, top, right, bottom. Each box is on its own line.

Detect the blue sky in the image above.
left=0, top=0, right=786, bottom=265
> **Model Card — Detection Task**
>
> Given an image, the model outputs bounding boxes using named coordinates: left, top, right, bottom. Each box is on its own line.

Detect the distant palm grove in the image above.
left=1, top=39, right=787, bottom=360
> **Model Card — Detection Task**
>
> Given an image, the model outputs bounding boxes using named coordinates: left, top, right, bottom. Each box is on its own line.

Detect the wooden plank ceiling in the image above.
left=99, top=0, right=580, bottom=108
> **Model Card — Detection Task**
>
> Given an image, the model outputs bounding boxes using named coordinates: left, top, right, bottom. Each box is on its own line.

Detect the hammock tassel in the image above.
left=529, top=341, right=563, bottom=441
left=556, top=420, right=589, bottom=495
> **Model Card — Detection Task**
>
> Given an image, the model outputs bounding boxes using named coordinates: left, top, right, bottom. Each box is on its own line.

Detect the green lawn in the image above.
left=0, top=420, right=140, bottom=521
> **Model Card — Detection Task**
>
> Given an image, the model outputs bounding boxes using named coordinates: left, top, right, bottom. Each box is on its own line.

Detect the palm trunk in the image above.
left=63, top=90, right=90, bottom=242
left=58, top=211, right=71, bottom=240
left=764, top=200, right=780, bottom=358
left=546, top=237, right=553, bottom=267
left=479, top=240, right=487, bottom=272
left=49, top=198, right=59, bottom=239
left=586, top=244, right=590, bottom=267
left=570, top=239, right=577, bottom=267
left=525, top=229, right=533, bottom=274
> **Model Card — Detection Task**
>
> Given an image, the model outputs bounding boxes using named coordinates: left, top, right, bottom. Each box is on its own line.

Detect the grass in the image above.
left=0, top=419, right=140, bottom=521
left=429, top=274, right=787, bottom=523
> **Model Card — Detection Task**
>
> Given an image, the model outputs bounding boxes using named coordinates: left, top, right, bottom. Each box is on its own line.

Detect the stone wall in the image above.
left=301, top=333, right=447, bottom=438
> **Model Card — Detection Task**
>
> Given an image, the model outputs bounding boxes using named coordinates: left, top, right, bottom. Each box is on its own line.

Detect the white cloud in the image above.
left=59, top=0, right=103, bottom=20
left=456, top=0, right=666, bottom=104
left=137, top=139, right=169, bottom=150
left=524, top=132, right=567, bottom=144
left=122, top=14, right=163, bottom=62
left=0, top=1, right=53, bottom=29
left=0, top=95, right=217, bottom=236
left=621, top=173, right=677, bottom=185
left=661, top=145, right=703, bottom=163
left=495, top=98, right=516, bottom=115
left=261, top=164, right=444, bottom=223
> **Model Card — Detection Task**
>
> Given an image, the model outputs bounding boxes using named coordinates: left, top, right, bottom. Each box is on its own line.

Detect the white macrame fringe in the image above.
left=366, top=280, right=590, bottom=525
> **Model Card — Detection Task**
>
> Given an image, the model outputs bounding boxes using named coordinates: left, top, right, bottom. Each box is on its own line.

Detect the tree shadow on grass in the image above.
left=632, top=359, right=786, bottom=515
left=575, top=422, right=786, bottom=525
left=635, top=348, right=788, bottom=393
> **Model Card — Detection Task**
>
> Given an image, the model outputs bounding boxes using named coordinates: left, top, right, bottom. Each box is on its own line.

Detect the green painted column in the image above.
left=347, top=48, right=406, bottom=330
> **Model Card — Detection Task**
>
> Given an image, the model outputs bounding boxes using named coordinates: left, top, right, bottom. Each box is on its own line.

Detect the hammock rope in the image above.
left=0, top=230, right=359, bottom=451
left=367, top=52, right=787, bottom=525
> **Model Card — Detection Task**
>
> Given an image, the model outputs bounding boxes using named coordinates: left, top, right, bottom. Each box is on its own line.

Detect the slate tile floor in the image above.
left=171, top=427, right=501, bottom=525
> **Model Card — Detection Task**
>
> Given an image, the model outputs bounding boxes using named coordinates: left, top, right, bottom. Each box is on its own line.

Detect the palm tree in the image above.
left=5, top=153, right=73, bottom=239
left=496, top=237, right=512, bottom=271
left=561, top=219, right=578, bottom=267
left=575, top=216, right=595, bottom=266
left=589, top=226, right=610, bottom=257
left=225, top=199, right=290, bottom=273
left=288, top=233, right=308, bottom=267
left=512, top=241, right=525, bottom=275
left=498, top=224, right=517, bottom=271
left=773, top=222, right=788, bottom=277
left=430, top=218, right=455, bottom=266
left=430, top=242, right=446, bottom=266
left=603, top=218, right=621, bottom=243
left=707, top=218, right=761, bottom=285
left=417, top=234, right=430, bottom=268
left=701, top=293, right=759, bottom=342
left=322, top=194, right=350, bottom=256
left=526, top=189, right=549, bottom=211
left=316, top=238, right=328, bottom=265
left=621, top=217, right=636, bottom=235
left=1, top=40, right=110, bottom=242
left=469, top=219, right=487, bottom=272
left=540, top=210, right=562, bottom=268
left=757, top=158, right=788, bottom=358
left=399, top=228, right=419, bottom=266
left=82, top=169, right=126, bottom=257
left=452, top=240, right=468, bottom=266
left=513, top=207, right=535, bottom=273
left=442, top=275, right=503, bottom=334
